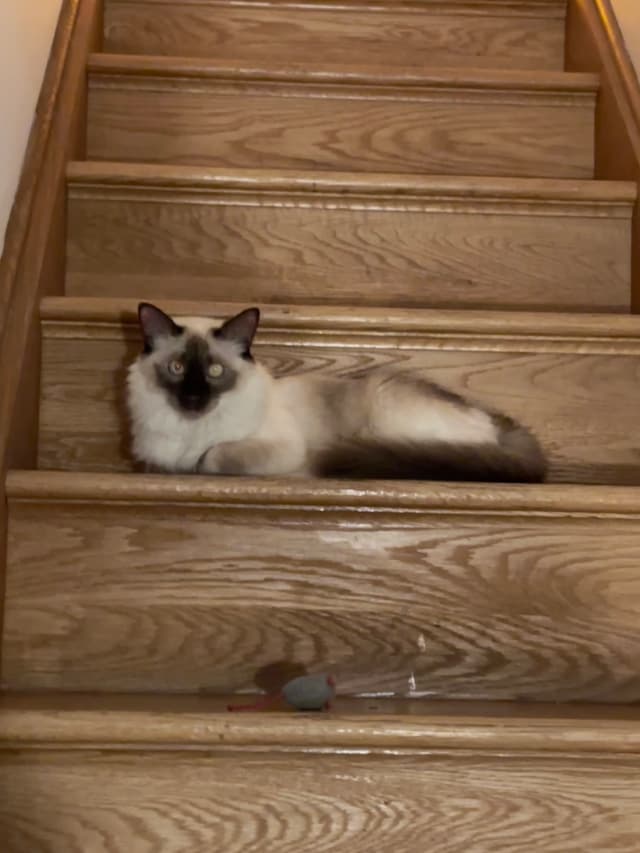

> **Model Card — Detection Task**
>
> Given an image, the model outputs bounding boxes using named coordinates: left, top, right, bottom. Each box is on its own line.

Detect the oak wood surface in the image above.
left=3, top=692, right=640, bottom=753
left=37, top=298, right=640, bottom=484
left=5, top=0, right=640, bottom=846
left=0, top=0, right=102, bottom=683
left=88, top=55, right=594, bottom=90
left=104, top=0, right=567, bottom=72
left=566, top=0, right=640, bottom=310
left=3, top=691, right=640, bottom=853
left=39, top=294, right=640, bottom=336
left=87, top=56, right=597, bottom=179
left=65, top=163, right=635, bottom=311
left=11, top=468, right=640, bottom=512
left=6, top=471, right=640, bottom=701
left=2, top=746, right=640, bottom=851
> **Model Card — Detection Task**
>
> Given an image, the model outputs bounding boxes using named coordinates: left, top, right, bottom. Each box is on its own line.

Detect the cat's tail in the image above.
left=316, top=419, right=547, bottom=484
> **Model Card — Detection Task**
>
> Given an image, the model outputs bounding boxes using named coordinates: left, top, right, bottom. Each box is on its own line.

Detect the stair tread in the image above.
left=67, top=160, right=637, bottom=202
left=37, top=297, right=640, bottom=484
left=8, top=469, right=640, bottom=515
left=104, top=0, right=567, bottom=75
left=89, top=52, right=599, bottom=93
left=2, top=693, right=640, bottom=753
left=65, top=162, right=634, bottom=311
left=7, top=467, right=640, bottom=700
left=87, top=52, right=597, bottom=179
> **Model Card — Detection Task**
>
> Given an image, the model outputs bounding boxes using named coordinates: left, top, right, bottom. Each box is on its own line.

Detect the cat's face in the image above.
left=135, top=303, right=260, bottom=417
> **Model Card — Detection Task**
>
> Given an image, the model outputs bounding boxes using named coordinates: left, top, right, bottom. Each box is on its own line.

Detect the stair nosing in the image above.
left=66, top=161, right=638, bottom=205
left=1, top=694, right=639, bottom=754
left=39, top=297, right=640, bottom=342
left=8, top=470, right=640, bottom=517
left=113, top=0, right=567, bottom=18
left=88, top=52, right=598, bottom=96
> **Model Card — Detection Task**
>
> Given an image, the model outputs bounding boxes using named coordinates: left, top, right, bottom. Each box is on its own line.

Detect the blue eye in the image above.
left=208, top=363, right=224, bottom=378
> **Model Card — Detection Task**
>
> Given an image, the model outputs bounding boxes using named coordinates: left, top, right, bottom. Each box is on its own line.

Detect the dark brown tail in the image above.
left=316, top=424, right=547, bottom=484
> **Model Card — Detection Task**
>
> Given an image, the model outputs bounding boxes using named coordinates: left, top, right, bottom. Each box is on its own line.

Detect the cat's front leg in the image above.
left=198, top=442, right=248, bottom=476
left=198, top=438, right=306, bottom=477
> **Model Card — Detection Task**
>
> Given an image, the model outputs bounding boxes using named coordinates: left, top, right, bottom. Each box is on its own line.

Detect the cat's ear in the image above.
left=138, top=302, right=182, bottom=352
left=214, top=307, right=260, bottom=358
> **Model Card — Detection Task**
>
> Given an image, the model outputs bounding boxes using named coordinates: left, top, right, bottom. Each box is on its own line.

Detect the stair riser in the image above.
left=65, top=182, right=632, bottom=312
left=38, top=314, right=640, bottom=484
left=104, top=1, right=566, bottom=71
left=2, top=751, right=639, bottom=853
left=5, top=493, right=640, bottom=700
left=87, top=75, right=596, bottom=179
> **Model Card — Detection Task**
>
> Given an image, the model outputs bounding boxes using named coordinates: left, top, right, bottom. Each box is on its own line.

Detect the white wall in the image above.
left=0, top=1, right=63, bottom=252
left=610, top=0, right=640, bottom=74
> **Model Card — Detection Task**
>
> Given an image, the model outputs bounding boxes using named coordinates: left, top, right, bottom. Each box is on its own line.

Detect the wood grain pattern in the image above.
left=4, top=692, right=640, bottom=752
left=6, top=471, right=640, bottom=700
left=0, top=0, right=102, bottom=682
left=12, top=469, right=640, bottom=512
left=37, top=298, right=640, bottom=484
left=566, top=0, right=640, bottom=310
left=65, top=163, right=635, bottom=311
left=3, top=749, right=640, bottom=851
left=104, top=0, right=567, bottom=71
left=87, top=57, right=597, bottom=179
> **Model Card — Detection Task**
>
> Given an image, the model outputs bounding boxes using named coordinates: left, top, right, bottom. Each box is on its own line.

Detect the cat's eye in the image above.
left=168, top=359, right=184, bottom=376
left=208, top=363, right=224, bottom=378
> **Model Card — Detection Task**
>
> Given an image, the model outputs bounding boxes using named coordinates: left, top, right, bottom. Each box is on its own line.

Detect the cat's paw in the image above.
left=198, top=444, right=245, bottom=476
left=197, top=446, right=223, bottom=474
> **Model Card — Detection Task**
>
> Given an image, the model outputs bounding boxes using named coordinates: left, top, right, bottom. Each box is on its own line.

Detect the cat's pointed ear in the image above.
left=214, top=307, right=260, bottom=358
left=138, top=302, right=182, bottom=352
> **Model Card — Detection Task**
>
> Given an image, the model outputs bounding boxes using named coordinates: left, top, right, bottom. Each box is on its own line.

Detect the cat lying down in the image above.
left=127, top=303, right=547, bottom=483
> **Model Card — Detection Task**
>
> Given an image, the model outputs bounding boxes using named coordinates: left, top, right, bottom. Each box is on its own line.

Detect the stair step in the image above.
left=5, top=470, right=640, bottom=701
left=38, top=297, right=640, bottom=484
left=104, top=0, right=567, bottom=72
left=6, top=693, right=640, bottom=752
left=2, top=695, right=639, bottom=852
left=87, top=54, right=597, bottom=180
left=65, top=163, right=635, bottom=311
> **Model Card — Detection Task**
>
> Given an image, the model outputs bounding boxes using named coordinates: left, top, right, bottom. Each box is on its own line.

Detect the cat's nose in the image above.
left=182, top=394, right=205, bottom=410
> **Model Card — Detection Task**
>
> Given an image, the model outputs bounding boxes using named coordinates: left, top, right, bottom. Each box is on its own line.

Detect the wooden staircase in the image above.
left=3, top=695, right=640, bottom=852
left=3, top=0, right=640, bottom=849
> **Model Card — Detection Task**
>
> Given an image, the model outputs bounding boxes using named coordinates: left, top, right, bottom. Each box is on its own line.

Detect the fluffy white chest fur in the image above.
left=127, top=360, right=272, bottom=472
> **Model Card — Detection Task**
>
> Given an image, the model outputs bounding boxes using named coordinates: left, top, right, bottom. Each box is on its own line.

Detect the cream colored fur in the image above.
left=127, top=314, right=501, bottom=477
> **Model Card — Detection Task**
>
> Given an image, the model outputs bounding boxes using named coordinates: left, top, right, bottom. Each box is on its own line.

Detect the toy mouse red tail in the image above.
left=227, top=693, right=282, bottom=712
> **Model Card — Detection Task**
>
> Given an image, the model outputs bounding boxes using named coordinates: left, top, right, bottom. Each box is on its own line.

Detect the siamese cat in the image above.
left=127, top=303, right=547, bottom=482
